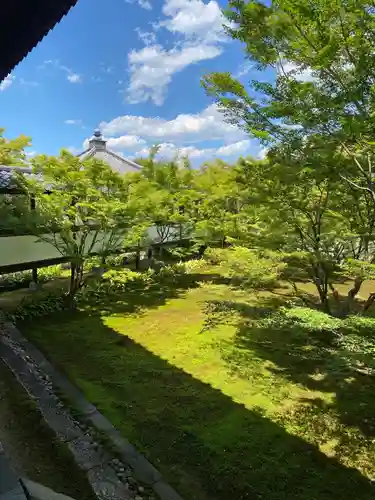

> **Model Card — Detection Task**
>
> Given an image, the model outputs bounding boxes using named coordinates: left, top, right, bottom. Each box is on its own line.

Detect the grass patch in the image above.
left=19, top=264, right=375, bottom=500
left=0, top=359, right=95, bottom=499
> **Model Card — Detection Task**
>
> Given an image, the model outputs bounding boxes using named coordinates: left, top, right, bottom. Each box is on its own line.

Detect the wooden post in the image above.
left=135, top=240, right=141, bottom=270
left=30, top=195, right=38, bottom=283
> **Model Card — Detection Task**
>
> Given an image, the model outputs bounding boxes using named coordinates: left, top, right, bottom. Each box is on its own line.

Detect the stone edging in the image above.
left=0, top=440, right=28, bottom=499
left=0, top=315, right=183, bottom=500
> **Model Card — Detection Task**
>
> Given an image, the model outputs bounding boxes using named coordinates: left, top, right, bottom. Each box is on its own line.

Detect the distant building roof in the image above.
left=0, top=165, right=34, bottom=193
left=0, top=131, right=141, bottom=192
left=1, top=0, right=79, bottom=81
left=77, top=130, right=141, bottom=174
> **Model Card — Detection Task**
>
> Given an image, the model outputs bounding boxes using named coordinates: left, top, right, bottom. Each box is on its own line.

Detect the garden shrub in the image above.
left=219, top=246, right=286, bottom=289
left=203, top=247, right=227, bottom=265
left=184, top=259, right=207, bottom=273
left=38, top=265, right=63, bottom=282
left=80, top=268, right=155, bottom=300
left=282, top=306, right=342, bottom=334
left=8, top=290, right=66, bottom=323
left=157, top=261, right=187, bottom=280
left=0, top=270, right=32, bottom=291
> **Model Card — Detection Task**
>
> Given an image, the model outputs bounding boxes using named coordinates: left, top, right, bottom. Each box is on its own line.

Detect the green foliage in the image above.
left=282, top=306, right=342, bottom=334
left=103, top=268, right=153, bottom=289
left=203, top=247, right=228, bottom=265
left=0, top=128, right=31, bottom=165
left=21, top=263, right=375, bottom=500
left=0, top=194, right=35, bottom=235
left=19, top=150, right=145, bottom=298
left=8, top=290, right=66, bottom=323
left=342, top=259, right=375, bottom=280
left=218, top=246, right=286, bottom=289
left=0, top=270, right=32, bottom=290
left=0, top=265, right=63, bottom=291
left=38, top=265, right=63, bottom=281
left=183, top=259, right=207, bottom=273
left=80, top=268, right=155, bottom=301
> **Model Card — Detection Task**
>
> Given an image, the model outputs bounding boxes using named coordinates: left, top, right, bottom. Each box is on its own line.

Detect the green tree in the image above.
left=0, top=128, right=33, bottom=235
left=201, top=0, right=375, bottom=315
left=136, top=151, right=197, bottom=253
left=0, top=128, right=31, bottom=165
left=22, top=150, right=142, bottom=301
left=202, top=0, right=375, bottom=149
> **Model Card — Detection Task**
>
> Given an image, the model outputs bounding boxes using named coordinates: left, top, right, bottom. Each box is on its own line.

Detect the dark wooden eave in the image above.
left=0, top=0, right=79, bottom=81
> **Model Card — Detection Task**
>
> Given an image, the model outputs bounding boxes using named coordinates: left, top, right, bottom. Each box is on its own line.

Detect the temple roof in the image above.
left=0, top=166, right=34, bottom=193
left=0, top=131, right=141, bottom=192
left=77, top=130, right=141, bottom=174
left=1, top=0, right=79, bottom=81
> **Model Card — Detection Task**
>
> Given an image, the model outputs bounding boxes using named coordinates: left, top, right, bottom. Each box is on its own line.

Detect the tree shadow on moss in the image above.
left=22, top=310, right=375, bottom=500
left=212, top=300, right=375, bottom=440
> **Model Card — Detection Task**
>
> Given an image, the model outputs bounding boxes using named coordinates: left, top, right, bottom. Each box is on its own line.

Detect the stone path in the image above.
left=0, top=357, right=96, bottom=500
left=0, top=440, right=28, bottom=500
left=0, top=314, right=183, bottom=500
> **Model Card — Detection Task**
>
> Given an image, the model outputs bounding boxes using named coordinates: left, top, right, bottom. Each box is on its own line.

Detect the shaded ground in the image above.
left=0, top=359, right=95, bottom=500
left=16, top=265, right=375, bottom=500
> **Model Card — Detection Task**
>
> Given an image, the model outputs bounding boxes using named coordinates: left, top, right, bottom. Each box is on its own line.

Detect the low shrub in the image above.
left=8, top=290, right=66, bottom=323
left=183, top=259, right=207, bottom=273
left=203, top=247, right=227, bottom=265
left=80, top=268, right=155, bottom=300
left=157, top=261, right=187, bottom=280
left=0, top=270, right=32, bottom=291
left=38, top=265, right=63, bottom=282
left=218, top=246, right=286, bottom=289
left=282, top=306, right=342, bottom=334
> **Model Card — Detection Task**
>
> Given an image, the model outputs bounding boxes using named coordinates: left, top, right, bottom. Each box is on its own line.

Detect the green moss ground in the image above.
left=19, top=266, right=375, bottom=500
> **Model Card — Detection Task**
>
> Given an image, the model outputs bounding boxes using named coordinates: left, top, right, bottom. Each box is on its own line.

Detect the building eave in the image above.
left=1, top=1, right=79, bottom=80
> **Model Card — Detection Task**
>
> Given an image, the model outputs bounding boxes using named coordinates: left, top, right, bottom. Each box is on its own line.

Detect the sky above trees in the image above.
left=0, top=0, right=272, bottom=164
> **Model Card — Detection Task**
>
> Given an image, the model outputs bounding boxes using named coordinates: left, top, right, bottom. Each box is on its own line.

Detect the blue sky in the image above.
left=0, top=0, right=273, bottom=165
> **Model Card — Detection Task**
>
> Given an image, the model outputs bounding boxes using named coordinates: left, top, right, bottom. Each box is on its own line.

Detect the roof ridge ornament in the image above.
left=89, top=129, right=106, bottom=150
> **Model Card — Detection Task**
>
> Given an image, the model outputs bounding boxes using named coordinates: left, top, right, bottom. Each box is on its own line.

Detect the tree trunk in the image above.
left=348, top=277, right=363, bottom=299
left=340, top=277, right=363, bottom=316
left=363, top=292, right=375, bottom=312
left=313, top=277, right=331, bottom=315
left=69, top=263, right=76, bottom=296
left=135, top=250, right=140, bottom=270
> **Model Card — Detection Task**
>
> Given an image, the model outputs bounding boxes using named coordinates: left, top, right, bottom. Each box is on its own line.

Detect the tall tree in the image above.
left=201, top=0, right=375, bottom=315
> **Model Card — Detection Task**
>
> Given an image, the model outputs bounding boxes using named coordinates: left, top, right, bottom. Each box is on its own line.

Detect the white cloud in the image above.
left=135, top=28, right=157, bottom=46
left=139, top=0, right=152, bottom=9
left=25, top=150, right=37, bottom=157
left=66, top=146, right=82, bottom=155
left=127, top=44, right=221, bottom=105
left=133, top=139, right=253, bottom=161
left=67, top=73, right=82, bottom=84
left=125, top=0, right=152, bottom=9
left=215, top=140, right=251, bottom=156
left=235, top=61, right=254, bottom=79
left=65, top=119, right=82, bottom=125
left=126, top=0, right=229, bottom=105
left=159, top=0, right=226, bottom=42
left=42, top=60, right=82, bottom=84
left=0, top=74, right=15, bottom=91
left=278, top=60, right=315, bottom=82
left=101, top=103, right=245, bottom=143
left=20, top=78, right=39, bottom=87
left=107, top=135, right=146, bottom=152
left=81, top=134, right=146, bottom=153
